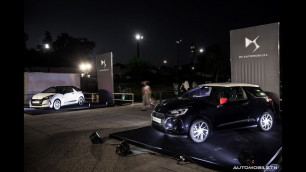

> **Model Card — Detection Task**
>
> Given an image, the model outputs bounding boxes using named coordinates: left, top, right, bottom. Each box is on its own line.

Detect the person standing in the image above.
left=141, top=81, right=151, bottom=111
left=180, top=80, right=189, bottom=93
left=192, top=81, right=197, bottom=88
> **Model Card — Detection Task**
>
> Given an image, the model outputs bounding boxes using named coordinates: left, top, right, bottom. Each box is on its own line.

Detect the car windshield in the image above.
left=42, top=87, right=65, bottom=93
left=181, top=86, right=212, bottom=98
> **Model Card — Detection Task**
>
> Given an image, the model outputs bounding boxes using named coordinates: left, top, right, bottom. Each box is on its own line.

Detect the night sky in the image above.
left=24, top=0, right=281, bottom=67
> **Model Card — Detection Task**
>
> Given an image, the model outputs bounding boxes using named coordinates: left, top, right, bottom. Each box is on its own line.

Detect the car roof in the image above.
left=200, top=82, right=259, bottom=87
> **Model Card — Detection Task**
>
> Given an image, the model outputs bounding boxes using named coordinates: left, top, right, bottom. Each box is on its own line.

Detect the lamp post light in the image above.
left=79, top=63, right=92, bottom=91
left=44, top=43, right=50, bottom=72
left=197, top=47, right=205, bottom=78
left=135, top=34, right=143, bottom=58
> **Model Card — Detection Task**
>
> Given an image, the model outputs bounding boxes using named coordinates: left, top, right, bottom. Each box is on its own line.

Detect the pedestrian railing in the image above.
left=83, top=92, right=100, bottom=103
left=113, top=93, right=134, bottom=106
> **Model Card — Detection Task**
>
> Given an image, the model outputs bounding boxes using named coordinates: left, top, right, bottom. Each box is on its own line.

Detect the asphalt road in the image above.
left=24, top=103, right=216, bottom=172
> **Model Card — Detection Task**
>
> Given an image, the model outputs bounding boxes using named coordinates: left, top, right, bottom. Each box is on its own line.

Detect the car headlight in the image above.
left=170, top=108, right=188, bottom=117
left=42, top=95, right=54, bottom=100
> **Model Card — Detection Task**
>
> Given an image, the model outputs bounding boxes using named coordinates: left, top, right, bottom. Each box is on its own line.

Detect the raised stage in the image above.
left=109, top=121, right=282, bottom=171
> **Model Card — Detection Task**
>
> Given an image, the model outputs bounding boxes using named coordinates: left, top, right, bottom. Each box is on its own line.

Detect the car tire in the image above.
left=189, top=119, right=210, bottom=143
left=258, top=110, right=274, bottom=131
left=78, top=97, right=84, bottom=106
left=53, top=99, right=61, bottom=110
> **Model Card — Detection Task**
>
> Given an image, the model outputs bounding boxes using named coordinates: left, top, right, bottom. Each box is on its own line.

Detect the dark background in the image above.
left=24, top=0, right=281, bottom=67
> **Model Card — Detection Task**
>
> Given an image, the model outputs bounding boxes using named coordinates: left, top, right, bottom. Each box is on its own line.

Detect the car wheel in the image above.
left=78, top=97, right=84, bottom=106
left=53, top=99, right=61, bottom=110
left=189, top=119, right=210, bottom=143
left=258, top=110, right=274, bottom=131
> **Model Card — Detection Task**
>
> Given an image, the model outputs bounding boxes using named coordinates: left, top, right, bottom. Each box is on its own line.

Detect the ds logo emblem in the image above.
left=245, top=36, right=260, bottom=52
left=101, top=59, right=106, bottom=68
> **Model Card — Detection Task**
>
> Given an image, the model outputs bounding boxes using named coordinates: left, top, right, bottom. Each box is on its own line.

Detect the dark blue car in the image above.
left=151, top=82, right=275, bottom=143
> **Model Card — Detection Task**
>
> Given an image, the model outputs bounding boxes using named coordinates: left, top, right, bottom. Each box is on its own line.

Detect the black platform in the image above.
left=109, top=121, right=282, bottom=170
left=24, top=103, right=107, bottom=115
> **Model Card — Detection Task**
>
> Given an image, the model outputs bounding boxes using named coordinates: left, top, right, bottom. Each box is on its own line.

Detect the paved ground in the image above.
left=24, top=103, right=217, bottom=172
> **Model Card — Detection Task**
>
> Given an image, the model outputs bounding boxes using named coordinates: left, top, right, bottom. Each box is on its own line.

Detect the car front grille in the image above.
left=31, top=99, right=42, bottom=106
left=152, top=111, right=165, bottom=119
left=151, top=111, right=167, bottom=129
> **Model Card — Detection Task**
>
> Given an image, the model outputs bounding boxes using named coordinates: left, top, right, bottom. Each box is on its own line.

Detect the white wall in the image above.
left=24, top=72, right=80, bottom=104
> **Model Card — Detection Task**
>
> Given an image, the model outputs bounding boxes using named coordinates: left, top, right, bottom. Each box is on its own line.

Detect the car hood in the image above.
left=154, top=97, right=198, bottom=113
left=32, top=93, right=56, bottom=99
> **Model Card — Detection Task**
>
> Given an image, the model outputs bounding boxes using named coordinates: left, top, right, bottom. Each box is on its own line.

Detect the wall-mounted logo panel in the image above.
left=230, top=22, right=280, bottom=109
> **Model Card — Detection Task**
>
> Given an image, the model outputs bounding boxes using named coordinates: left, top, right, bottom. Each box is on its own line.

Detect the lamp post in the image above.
left=135, top=34, right=143, bottom=58
left=44, top=43, right=50, bottom=72
left=80, top=63, right=92, bottom=91
left=197, top=47, right=205, bottom=78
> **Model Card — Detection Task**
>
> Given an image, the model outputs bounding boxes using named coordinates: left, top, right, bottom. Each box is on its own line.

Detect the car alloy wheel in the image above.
left=78, top=97, right=84, bottom=106
left=53, top=99, right=61, bottom=110
left=259, top=111, right=273, bottom=131
left=189, top=119, right=210, bottom=143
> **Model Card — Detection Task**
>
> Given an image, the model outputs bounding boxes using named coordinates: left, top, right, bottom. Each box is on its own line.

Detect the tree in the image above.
left=36, top=31, right=54, bottom=51
left=126, top=57, right=152, bottom=81
left=197, top=44, right=230, bottom=82
left=24, top=32, right=45, bottom=69
left=25, top=32, right=96, bottom=70
left=43, top=31, right=53, bottom=44
left=52, top=33, right=96, bottom=67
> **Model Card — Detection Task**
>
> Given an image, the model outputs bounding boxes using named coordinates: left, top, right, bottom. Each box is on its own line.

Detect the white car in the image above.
left=29, top=86, right=85, bottom=110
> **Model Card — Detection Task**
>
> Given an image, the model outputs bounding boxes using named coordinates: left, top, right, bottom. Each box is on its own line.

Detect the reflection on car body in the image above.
left=29, top=86, right=85, bottom=110
left=151, top=82, right=275, bottom=143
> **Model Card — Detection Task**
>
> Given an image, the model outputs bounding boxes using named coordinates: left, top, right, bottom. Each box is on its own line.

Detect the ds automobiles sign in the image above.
left=230, top=22, right=280, bottom=110
left=96, top=52, right=114, bottom=105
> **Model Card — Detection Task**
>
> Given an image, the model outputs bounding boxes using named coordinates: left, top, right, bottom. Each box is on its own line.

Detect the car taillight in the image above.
left=268, top=98, right=273, bottom=105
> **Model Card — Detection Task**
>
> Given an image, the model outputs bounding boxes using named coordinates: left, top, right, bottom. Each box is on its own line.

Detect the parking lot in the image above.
left=24, top=103, right=216, bottom=172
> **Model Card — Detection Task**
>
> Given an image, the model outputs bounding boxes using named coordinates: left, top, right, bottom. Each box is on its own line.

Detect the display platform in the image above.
left=24, top=103, right=107, bottom=115
left=109, top=121, right=282, bottom=171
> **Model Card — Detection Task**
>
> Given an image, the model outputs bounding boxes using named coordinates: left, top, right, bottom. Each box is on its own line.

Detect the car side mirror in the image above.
left=220, top=97, right=227, bottom=105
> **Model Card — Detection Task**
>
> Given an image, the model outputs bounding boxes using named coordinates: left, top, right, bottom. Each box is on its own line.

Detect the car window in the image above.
left=57, top=87, right=65, bottom=93
left=73, top=86, right=81, bottom=91
left=243, top=87, right=267, bottom=97
left=42, top=87, right=57, bottom=93
left=219, top=87, right=246, bottom=102
left=182, top=86, right=212, bottom=98
left=66, top=87, right=73, bottom=93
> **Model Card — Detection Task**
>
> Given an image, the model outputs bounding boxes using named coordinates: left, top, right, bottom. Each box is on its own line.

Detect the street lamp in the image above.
left=80, top=62, right=92, bottom=91
left=44, top=43, right=50, bottom=49
left=44, top=43, right=50, bottom=72
left=135, top=33, right=143, bottom=58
